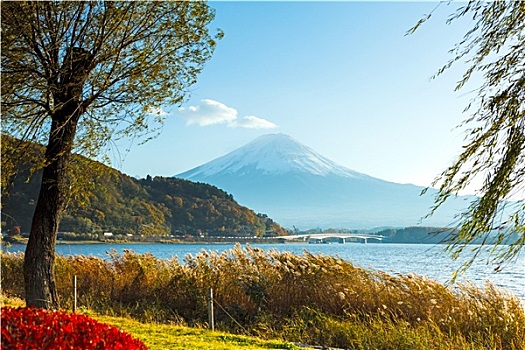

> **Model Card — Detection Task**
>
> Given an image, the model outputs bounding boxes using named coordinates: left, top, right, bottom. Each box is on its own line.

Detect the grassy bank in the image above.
left=95, top=315, right=304, bottom=350
left=1, top=296, right=303, bottom=350
left=2, top=245, right=524, bottom=349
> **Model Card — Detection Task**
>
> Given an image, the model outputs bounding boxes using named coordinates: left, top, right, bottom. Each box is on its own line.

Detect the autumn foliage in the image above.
left=1, top=306, right=147, bottom=350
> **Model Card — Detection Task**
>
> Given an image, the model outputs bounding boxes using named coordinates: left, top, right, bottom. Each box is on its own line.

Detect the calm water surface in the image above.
left=4, top=242, right=524, bottom=300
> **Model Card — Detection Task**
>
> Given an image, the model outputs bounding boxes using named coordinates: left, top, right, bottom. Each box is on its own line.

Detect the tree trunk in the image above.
left=24, top=47, right=92, bottom=309
left=23, top=113, right=80, bottom=309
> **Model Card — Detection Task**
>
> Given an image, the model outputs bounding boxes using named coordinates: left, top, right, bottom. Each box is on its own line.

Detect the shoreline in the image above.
left=2, top=239, right=292, bottom=247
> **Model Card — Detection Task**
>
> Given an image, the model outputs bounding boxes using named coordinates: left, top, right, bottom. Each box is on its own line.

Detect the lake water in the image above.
left=4, top=242, right=524, bottom=300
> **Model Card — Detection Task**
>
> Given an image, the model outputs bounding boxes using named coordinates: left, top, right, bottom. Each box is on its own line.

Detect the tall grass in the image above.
left=2, top=245, right=523, bottom=349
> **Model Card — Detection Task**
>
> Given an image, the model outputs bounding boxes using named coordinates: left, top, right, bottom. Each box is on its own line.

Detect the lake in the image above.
left=4, top=242, right=524, bottom=300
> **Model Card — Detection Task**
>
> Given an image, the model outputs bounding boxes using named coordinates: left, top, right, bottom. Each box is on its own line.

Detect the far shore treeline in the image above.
left=1, top=137, right=286, bottom=239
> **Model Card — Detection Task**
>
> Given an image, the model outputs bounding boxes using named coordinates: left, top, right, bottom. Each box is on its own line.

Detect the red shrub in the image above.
left=1, top=307, right=148, bottom=350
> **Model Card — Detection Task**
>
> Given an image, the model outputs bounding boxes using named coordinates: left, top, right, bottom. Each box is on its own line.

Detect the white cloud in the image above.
left=178, top=99, right=278, bottom=129
left=179, top=99, right=237, bottom=126
left=230, top=115, right=278, bottom=129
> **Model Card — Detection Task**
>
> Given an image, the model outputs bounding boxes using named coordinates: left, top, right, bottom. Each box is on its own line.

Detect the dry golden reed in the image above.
left=2, top=245, right=523, bottom=349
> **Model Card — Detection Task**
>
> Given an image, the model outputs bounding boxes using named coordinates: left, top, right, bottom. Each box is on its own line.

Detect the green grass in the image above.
left=92, top=315, right=306, bottom=350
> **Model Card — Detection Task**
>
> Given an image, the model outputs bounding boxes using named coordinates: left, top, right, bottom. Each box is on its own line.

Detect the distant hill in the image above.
left=378, top=226, right=453, bottom=244
left=1, top=137, right=286, bottom=237
left=177, top=133, right=474, bottom=229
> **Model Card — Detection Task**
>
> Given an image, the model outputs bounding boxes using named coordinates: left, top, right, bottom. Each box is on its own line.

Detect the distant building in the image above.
left=263, top=230, right=277, bottom=237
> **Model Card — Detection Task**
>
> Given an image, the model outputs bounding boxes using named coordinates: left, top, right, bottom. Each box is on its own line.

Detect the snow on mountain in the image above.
left=181, top=133, right=366, bottom=178
left=176, top=133, right=470, bottom=229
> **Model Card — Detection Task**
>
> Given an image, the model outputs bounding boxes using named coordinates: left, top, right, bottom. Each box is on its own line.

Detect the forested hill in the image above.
left=1, top=138, right=287, bottom=237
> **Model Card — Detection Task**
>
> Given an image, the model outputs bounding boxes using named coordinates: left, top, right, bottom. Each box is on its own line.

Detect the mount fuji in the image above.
left=176, top=133, right=470, bottom=229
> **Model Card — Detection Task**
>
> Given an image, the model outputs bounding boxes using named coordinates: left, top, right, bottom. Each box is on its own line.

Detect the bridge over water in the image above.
left=282, top=233, right=385, bottom=244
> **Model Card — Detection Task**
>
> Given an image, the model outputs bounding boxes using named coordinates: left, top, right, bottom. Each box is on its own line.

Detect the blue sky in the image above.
left=118, top=1, right=478, bottom=189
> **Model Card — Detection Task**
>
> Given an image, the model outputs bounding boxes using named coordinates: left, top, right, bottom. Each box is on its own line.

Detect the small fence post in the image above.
left=208, top=288, right=215, bottom=331
left=73, top=275, right=77, bottom=313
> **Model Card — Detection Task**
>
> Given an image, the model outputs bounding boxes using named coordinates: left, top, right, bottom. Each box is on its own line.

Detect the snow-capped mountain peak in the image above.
left=176, top=133, right=468, bottom=228
left=178, top=133, right=364, bottom=178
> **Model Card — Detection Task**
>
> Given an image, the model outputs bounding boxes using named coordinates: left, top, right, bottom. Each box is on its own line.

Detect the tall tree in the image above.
left=1, top=1, right=221, bottom=308
left=412, top=1, right=524, bottom=273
